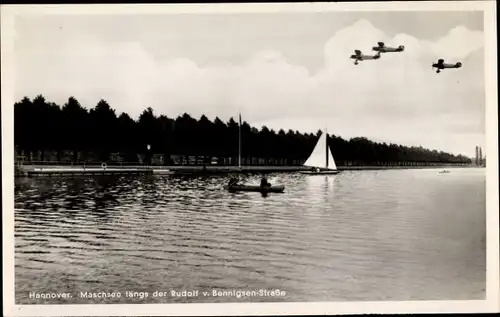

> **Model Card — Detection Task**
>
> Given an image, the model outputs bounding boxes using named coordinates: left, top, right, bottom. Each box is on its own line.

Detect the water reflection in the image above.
left=14, top=169, right=486, bottom=304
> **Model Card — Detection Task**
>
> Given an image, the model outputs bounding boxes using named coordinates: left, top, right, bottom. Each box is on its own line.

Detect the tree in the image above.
left=212, top=117, right=228, bottom=163
left=61, top=97, right=89, bottom=162
left=157, top=115, right=175, bottom=165
left=117, top=112, right=139, bottom=162
left=13, top=95, right=473, bottom=166
left=89, top=99, right=118, bottom=161
left=137, top=107, right=160, bottom=165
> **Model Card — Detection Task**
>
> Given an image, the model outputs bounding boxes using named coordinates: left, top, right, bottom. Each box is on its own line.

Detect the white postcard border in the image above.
left=2, top=1, right=498, bottom=316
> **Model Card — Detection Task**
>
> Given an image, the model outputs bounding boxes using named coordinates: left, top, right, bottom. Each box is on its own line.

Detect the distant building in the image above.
left=474, top=145, right=486, bottom=167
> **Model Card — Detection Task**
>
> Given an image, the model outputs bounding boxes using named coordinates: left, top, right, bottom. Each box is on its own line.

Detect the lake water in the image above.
left=14, top=168, right=486, bottom=304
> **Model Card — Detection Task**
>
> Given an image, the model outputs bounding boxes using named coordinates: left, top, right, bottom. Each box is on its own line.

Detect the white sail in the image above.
left=327, top=147, right=337, bottom=170
left=303, top=130, right=337, bottom=170
left=303, top=131, right=328, bottom=169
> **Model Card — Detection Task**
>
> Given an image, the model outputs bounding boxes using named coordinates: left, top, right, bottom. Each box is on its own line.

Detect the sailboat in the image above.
left=300, top=129, right=340, bottom=175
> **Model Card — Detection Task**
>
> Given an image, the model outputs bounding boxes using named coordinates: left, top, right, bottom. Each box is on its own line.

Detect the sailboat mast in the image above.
left=325, top=128, right=329, bottom=169
left=238, top=113, right=242, bottom=168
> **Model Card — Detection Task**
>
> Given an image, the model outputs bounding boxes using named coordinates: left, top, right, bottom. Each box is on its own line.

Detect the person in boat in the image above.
left=228, top=177, right=239, bottom=188
left=310, top=167, right=321, bottom=173
left=260, top=176, right=271, bottom=188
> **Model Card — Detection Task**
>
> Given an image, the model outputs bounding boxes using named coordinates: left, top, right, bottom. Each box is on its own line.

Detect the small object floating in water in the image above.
left=439, top=170, right=451, bottom=174
left=153, top=169, right=173, bottom=174
left=224, top=184, right=285, bottom=193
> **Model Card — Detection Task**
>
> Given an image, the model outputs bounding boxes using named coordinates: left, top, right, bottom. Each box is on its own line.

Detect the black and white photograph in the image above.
left=2, top=1, right=499, bottom=316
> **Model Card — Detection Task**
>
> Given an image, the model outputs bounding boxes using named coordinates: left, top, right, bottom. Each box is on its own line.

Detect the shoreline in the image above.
left=16, top=164, right=478, bottom=177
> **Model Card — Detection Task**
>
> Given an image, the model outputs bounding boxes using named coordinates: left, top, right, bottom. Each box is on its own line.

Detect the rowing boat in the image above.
left=224, top=184, right=285, bottom=193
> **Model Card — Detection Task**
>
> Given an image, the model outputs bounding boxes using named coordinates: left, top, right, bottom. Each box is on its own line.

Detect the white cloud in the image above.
left=426, top=25, right=484, bottom=60
left=15, top=19, right=485, bottom=156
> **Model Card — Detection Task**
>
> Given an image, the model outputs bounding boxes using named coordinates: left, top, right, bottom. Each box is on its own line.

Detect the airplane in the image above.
left=432, top=59, right=462, bottom=73
left=372, top=42, right=405, bottom=53
left=350, top=50, right=381, bottom=65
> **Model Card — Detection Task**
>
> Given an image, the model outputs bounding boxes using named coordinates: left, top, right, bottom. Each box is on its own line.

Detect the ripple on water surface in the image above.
left=14, top=169, right=486, bottom=304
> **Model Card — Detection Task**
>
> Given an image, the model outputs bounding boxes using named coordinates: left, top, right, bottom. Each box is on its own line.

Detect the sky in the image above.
left=14, top=10, right=486, bottom=157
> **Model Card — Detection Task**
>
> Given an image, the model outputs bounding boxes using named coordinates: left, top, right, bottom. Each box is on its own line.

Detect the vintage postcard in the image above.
left=2, top=1, right=499, bottom=316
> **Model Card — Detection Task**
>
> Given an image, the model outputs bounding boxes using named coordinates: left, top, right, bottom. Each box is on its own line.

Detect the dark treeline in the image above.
left=14, top=95, right=471, bottom=166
